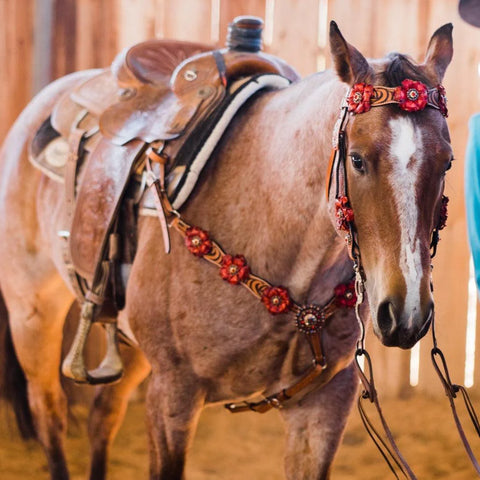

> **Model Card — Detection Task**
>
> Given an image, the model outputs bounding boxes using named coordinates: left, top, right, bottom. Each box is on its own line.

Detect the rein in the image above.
left=329, top=79, right=480, bottom=478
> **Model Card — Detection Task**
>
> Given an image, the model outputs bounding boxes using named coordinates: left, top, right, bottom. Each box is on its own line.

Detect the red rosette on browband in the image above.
left=346, top=80, right=448, bottom=117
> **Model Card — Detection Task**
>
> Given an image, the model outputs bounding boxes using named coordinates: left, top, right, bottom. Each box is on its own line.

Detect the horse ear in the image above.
left=329, top=21, right=372, bottom=85
left=423, top=23, right=453, bottom=83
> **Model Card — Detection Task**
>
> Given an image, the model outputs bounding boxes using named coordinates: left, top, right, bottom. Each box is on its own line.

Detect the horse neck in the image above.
left=191, top=71, right=351, bottom=302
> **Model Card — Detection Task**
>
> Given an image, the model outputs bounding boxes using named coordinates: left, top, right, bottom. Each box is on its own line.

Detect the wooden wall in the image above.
left=1, top=0, right=480, bottom=397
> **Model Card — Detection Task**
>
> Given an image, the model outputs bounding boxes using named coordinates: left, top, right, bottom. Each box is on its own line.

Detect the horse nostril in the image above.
left=377, top=300, right=397, bottom=336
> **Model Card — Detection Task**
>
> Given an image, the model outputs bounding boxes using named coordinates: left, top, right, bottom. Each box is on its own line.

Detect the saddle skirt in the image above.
left=29, top=37, right=299, bottom=290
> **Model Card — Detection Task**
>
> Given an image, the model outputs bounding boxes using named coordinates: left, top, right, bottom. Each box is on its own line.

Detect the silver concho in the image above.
left=295, top=305, right=325, bottom=334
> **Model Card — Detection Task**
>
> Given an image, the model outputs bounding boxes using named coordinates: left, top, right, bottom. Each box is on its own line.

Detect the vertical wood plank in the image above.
left=218, top=0, right=266, bottom=47
left=269, top=0, right=320, bottom=76
left=116, top=0, right=156, bottom=49
left=326, top=0, right=377, bottom=65
left=75, top=0, right=118, bottom=71
left=33, top=0, right=54, bottom=93
left=370, top=0, right=424, bottom=59
left=50, top=0, right=77, bottom=77
left=161, top=0, right=213, bottom=43
left=0, top=0, right=34, bottom=141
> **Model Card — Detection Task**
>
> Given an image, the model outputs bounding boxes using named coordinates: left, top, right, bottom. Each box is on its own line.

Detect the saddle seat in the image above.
left=112, top=39, right=213, bottom=88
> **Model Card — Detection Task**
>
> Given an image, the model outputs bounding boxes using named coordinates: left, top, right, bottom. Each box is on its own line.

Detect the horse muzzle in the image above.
left=375, top=299, right=434, bottom=349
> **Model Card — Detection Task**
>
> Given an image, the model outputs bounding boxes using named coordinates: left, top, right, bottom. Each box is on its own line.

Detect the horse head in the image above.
left=329, top=23, right=453, bottom=349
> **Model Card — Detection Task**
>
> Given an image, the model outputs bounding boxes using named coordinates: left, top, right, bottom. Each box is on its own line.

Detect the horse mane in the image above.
left=376, top=52, right=432, bottom=87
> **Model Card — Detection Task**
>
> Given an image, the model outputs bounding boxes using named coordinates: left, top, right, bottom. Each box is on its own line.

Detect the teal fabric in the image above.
left=465, top=113, right=480, bottom=291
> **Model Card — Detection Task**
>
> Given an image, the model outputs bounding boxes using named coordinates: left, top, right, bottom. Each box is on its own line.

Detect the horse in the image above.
left=0, top=21, right=453, bottom=480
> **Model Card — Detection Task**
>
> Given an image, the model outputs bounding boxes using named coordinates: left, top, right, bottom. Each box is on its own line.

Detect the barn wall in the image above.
left=1, top=0, right=479, bottom=398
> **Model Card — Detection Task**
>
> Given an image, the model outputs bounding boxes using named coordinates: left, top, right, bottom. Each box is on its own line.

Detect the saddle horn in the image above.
left=223, top=16, right=299, bottom=83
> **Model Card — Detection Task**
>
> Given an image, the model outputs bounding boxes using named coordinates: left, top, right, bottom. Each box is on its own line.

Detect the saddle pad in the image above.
left=169, top=73, right=291, bottom=210
left=69, top=138, right=145, bottom=282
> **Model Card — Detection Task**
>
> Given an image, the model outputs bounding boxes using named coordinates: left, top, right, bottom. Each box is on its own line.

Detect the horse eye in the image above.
left=350, top=153, right=364, bottom=172
left=445, top=158, right=453, bottom=172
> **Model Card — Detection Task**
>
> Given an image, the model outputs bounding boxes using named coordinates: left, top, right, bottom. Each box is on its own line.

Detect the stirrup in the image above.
left=62, top=301, right=124, bottom=384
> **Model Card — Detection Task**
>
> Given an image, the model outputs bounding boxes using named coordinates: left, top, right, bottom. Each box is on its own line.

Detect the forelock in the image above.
left=373, top=53, right=432, bottom=88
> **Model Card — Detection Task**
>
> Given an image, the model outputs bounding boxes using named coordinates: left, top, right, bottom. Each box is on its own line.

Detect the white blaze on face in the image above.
left=388, top=117, right=423, bottom=325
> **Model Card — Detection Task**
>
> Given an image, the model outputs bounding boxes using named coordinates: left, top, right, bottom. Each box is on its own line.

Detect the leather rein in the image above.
left=145, top=76, right=480, bottom=476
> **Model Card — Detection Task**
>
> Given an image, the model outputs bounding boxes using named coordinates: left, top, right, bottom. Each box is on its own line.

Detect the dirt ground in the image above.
left=1, top=389, right=480, bottom=480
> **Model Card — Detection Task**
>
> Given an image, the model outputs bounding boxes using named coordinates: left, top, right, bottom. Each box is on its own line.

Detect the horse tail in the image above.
left=0, top=294, right=36, bottom=439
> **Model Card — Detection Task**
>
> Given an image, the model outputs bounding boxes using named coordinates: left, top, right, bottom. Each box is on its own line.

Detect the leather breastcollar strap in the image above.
left=145, top=156, right=356, bottom=413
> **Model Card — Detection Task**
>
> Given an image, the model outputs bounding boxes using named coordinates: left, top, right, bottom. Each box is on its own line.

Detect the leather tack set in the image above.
left=29, top=16, right=299, bottom=384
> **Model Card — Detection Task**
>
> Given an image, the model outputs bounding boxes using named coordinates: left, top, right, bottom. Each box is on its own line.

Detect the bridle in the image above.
left=145, top=76, right=480, bottom=477
left=327, top=79, right=480, bottom=479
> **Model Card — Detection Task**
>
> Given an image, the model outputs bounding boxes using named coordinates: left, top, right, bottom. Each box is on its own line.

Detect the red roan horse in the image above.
left=0, top=22, right=453, bottom=480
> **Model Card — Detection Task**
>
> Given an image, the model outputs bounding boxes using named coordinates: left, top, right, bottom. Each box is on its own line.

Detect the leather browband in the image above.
left=346, top=80, right=448, bottom=117
left=369, top=85, right=446, bottom=112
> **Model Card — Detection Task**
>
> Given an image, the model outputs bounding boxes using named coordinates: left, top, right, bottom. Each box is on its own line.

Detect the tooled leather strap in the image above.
left=62, top=121, right=88, bottom=300
left=369, top=85, right=446, bottom=112
left=347, top=80, right=448, bottom=117
left=145, top=145, right=171, bottom=254
left=144, top=177, right=356, bottom=414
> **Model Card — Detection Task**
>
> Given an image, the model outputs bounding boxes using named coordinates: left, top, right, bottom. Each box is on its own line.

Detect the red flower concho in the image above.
left=394, top=79, right=428, bottom=112
left=220, top=254, right=250, bottom=285
left=437, top=84, right=448, bottom=117
left=334, top=280, right=357, bottom=308
left=347, top=83, right=374, bottom=114
left=261, top=286, right=291, bottom=315
left=185, top=227, right=212, bottom=257
left=335, top=196, right=354, bottom=232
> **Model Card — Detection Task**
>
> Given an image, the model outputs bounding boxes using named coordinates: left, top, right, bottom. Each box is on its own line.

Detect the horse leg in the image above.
left=87, top=341, right=151, bottom=480
left=146, top=369, right=204, bottom=480
left=5, top=279, right=74, bottom=480
left=280, top=363, right=358, bottom=480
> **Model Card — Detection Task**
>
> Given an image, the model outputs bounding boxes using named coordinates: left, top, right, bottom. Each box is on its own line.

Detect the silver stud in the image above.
left=184, top=69, right=197, bottom=81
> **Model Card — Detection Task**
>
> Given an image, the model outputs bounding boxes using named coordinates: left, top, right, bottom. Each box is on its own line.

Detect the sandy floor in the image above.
left=1, top=390, right=480, bottom=480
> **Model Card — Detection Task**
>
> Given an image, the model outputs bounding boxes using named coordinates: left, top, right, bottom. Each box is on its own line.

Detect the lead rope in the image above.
left=430, top=315, right=480, bottom=475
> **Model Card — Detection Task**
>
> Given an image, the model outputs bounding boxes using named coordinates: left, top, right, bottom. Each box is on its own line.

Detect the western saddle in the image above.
left=30, top=16, right=299, bottom=384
